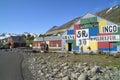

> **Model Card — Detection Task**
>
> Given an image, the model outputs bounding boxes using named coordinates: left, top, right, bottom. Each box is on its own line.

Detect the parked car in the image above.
left=0, top=44, right=4, bottom=49
left=0, top=44, right=10, bottom=49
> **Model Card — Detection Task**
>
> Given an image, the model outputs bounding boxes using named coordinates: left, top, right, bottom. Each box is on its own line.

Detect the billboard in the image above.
left=76, top=29, right=89, bottom=46
left=102, top=25, right=118, bottom=33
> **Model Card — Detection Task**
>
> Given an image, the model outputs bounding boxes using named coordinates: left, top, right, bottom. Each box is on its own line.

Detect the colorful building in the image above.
left=62, top=13, right=120, bottom=53
left=33, top=13, right=120, bottom=53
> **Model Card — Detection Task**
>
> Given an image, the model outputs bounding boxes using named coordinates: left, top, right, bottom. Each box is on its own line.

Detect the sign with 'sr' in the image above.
left=76, top=29, right=89, bottom=46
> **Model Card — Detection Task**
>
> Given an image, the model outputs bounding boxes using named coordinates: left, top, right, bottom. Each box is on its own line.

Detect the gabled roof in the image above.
left=81, top=13, right=120, bottom=26
left=34, top=36, right=62, bottom=41
left=10, top=36, right=26, bottom=43
left=81, top=13, right=96, bottom=19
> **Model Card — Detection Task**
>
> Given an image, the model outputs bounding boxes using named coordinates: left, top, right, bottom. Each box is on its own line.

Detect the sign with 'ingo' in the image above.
left=76, top=29, right=89, bottom=46
left=102, top=25, right=118, bottom=33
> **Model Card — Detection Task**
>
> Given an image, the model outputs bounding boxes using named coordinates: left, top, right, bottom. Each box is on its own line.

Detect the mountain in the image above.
left=96, top=4, right=120, bottom=24
left=45, top=17, right=81, bottom=35
left=0, top=32, right=40, bottom=40
left=22, top=32, right=40, bottom=38
left=0, top=33, right=19, bottom=40
left=46, top=5, right=120, bottom=35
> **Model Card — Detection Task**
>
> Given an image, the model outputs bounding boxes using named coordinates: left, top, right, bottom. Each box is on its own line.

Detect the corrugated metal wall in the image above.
left=89, top=40, right=98, bottom=51
left=80, top=17, right=97, bottom=24
left=98, top=20, right=107, bottom=33
left=49, top=40, right=61, bottom=47
left=62, top=13, right=120, bottom=53
left=89, top=27, right=99, bottom=37
left=67, top=30, right=74, bottom=35
left=74, top=24, right=81, bottom=39
left=98, top=33, right=113, bottom=48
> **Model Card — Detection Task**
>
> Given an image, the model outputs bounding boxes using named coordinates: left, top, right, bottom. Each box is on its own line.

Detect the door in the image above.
left=68, top=43, right=72, bottom=51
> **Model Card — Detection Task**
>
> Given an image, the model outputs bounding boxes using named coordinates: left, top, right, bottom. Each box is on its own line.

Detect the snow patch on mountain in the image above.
left=106, top=7, right=112, bottom=13
left=114, top=6, right=119, bottom=9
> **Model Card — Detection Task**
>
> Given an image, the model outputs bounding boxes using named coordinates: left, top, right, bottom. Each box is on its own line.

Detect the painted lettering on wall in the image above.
left=76, top=29, right=89, bottom=46
left=90, top=35, right=120, bottom=42
left=62, top=35, right=74, bottom=40
left=78, top=39, right=89, bottom=46
left=102, top=25, right=118, bottom=33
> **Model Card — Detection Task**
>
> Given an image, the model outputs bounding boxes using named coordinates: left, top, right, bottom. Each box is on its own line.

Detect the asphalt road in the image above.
left=0, top=51, right=24, bottom=80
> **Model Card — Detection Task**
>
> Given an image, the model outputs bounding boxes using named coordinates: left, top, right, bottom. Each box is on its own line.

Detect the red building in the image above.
left=33, top=36, right=62, bottom=51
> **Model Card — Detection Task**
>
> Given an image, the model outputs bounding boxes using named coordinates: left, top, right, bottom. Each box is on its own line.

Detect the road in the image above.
left=0, top=51, right=24, bottom=80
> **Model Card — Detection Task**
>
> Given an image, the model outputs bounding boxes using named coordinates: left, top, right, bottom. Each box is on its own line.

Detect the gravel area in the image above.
left=22, top=53, right=120, bottom=80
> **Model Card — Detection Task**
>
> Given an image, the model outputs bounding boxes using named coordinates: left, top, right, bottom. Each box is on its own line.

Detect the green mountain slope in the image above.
left=96, top=5, right=120, bottom=24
